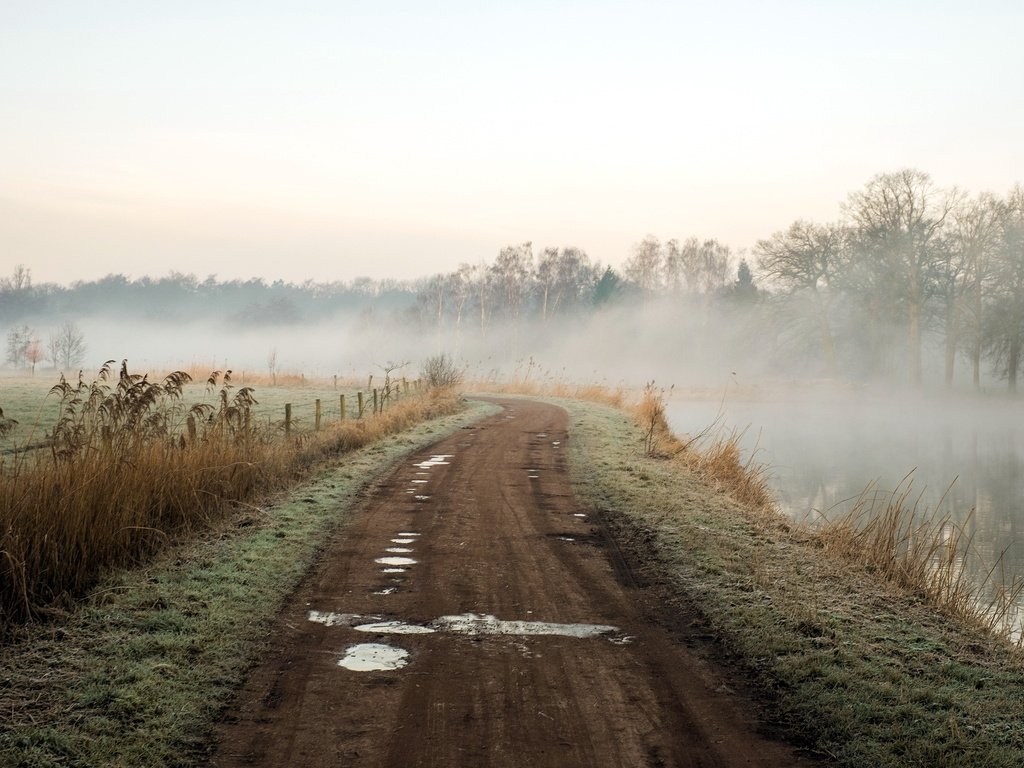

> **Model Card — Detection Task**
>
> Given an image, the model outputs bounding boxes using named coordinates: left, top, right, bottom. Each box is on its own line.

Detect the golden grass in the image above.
left=0, top=362, right=460, bottom=632
left=811, top=478, right=1024, bottom=641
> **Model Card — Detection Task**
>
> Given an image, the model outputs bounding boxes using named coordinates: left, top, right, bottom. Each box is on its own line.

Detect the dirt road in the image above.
left=211, top=399, right=813, bottom=767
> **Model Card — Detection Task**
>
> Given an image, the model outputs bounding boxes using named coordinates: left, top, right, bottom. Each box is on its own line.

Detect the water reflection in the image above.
left=665, top=394, right=1024, bottom=612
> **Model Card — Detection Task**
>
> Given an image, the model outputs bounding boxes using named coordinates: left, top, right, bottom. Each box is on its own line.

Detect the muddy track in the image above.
left=210, top=399, right=814, bottom=767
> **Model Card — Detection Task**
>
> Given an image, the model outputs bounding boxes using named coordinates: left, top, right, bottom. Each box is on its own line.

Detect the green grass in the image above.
left=0, top=398, right=499, bottom=768
left=556, top=396, right=1024, bottom=767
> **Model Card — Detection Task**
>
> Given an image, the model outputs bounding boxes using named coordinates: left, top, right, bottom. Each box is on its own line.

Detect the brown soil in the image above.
left=210, top=399, right=816, bottom=767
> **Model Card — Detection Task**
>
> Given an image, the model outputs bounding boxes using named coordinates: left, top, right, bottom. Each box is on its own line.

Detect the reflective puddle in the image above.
left=414, top=495, right=430, bottom=501
left=436, top=613, right=618, bottom=638
left=382, top=567, right=406, bottom=573
left=573, top=513, right=587, bottom=518
left=308, top=611, right=365, bottom=627
left=392, top=537, right=416, bottom=544
left=374, top=587, right=397, bottom=595
left=557, top=536, right=576, bottom=542
left=398, top=532, right=420, bottom=537
left=385, top=547, right=413, bottom=553
left=338, top=643, right=409, bottom=671
left=375, top=556, right=417, bottom=566
left=355, top=620, right=437, bottom=635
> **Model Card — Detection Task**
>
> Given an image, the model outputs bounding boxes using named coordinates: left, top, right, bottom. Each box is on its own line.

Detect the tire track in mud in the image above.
left=210, top=399, right=814, bottom=767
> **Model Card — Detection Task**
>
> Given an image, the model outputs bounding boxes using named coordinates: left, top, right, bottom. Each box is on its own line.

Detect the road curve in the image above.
left=210, top=399, right=813, bottom=767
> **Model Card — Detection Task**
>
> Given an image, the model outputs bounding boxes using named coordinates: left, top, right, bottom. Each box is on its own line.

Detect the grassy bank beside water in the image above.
left=559, top=396, right=1024, bottom=767
left=0, top=399, right=498, bottom=767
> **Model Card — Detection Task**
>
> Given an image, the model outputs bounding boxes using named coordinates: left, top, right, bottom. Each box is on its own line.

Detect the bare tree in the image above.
left=267, top=347, right=278, bottom=385
left=49, top=320, right=87, bottom=370
left=843, top=169, right=957, bottom=386
left=986, top=185, right=1024, bottom=392
left=943, top=192, right=1005, bottom=388
left=5, top=325, right=32, bottom=368
left=25, top=337, right=43, bottom=374
left=623, top=235, right=663, bottom=297
left=756, top=220, right=846, bottom=374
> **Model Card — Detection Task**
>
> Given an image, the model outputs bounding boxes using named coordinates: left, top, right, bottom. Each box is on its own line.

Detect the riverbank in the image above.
left=3, top=393, right=1023, bottom=766
left=559, top=396, right=1024, bottom=766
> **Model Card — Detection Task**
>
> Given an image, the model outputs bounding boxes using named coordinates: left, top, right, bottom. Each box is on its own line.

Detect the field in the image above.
left=0, top=362, right=452, bottom=632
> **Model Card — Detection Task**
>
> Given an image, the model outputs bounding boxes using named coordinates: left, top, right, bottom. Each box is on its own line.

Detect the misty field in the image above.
left=0, top=361, right=457, bottom=632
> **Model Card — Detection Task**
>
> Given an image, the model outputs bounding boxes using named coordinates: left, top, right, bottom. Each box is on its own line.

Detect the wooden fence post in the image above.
left=187, top=415, right=197, bottom=443
left=357, top=392, right=364, bottom=418
left=315, top=399, right=322, bottom=431
left=373, top=388, right=379, bottom=415
left=285, top=403, right=292, bottom=436
left=340, top=394, right=346, bottom=420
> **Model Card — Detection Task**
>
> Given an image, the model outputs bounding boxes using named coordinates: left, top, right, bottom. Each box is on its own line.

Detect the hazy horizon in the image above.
left=3, top=2, right=1023, bottom=285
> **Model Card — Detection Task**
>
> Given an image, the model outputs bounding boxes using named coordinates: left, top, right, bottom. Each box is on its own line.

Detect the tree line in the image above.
left=2, top=168, right=1022, bottom=390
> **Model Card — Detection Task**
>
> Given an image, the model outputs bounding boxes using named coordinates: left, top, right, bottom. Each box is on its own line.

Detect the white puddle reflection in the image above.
left=385, top=547, right=413, bottom=553
left=412, top=480, right=429, bottom=484
left=355, top=620, right=437, bottom=635
left=338, top=643, right=408, bottom=671
left=374, top=587, right=397, bottom=595
left=382, top=567, right=406, bottom=573
left=436, top=613, right=617, bottom=638
left=573, top=513, right=587, bottom=518
left=398, top=532, right=420, bottom=537
left=376, top=556, right=417, bottom=566
left=558, top=536, right=576, bottom=542
left=414, top=495, right=430, bottom=501
left=308, top=611, right=365, bottom=627
left=392, top=538, right=416, bottom=544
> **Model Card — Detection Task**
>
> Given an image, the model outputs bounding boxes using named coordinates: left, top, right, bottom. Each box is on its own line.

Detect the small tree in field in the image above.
left=25, top=338, right=43, bottom=374
left=49, top=321, right=86, bottom=370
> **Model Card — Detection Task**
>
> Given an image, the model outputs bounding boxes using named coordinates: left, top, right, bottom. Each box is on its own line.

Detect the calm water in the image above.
left=665, top=391, right=1024, bottom=599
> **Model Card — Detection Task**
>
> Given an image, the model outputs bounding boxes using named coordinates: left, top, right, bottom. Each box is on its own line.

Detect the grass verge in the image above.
left=557, top=396, right=1024, bottom=767
left=0, top=398, right=499, bottom=768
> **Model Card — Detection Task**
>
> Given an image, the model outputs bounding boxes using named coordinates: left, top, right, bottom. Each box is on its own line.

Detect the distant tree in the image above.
left=49, top=320, right=87, bottom=370
left=755, top=220, right=845, bottom=373
left=24, top=337, right=43, bottom=374
left=490, top=242, right=534, bottom=322
left=0, top=264, right=31, bottom=292
left=593, top=267, right=623, bottom=307
left=267, top=348, right=278, bottom=385
left=941, top=192, right=1005, bottom=388
left=985, top=185, right=1024, bottom=392
left=623, top=235, right=663, bottom=297
left=843, top=169, right=958, bottom=386
left=5, top=325, right=33, bottom=368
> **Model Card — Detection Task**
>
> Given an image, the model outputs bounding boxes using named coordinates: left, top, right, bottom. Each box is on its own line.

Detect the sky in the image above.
left=1, top=0, right=1022, bottom=286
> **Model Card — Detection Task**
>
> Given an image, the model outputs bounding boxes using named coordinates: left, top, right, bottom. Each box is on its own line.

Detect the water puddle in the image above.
left=573, top=513, right=587, bottom=518
left=337, top=643, right=409, bottom=671
left=414, top=495, right=430, bottom=501
left=412, top=480, right=429, bottom=484
left=391, top=538, right=416, bottom=544
left=374, top=587, right=397, bottom=595
left=308, top=611, right=367, bottom=627
left=355, top=620, right=437, bottom=635
left=376, top=556, right=417, bottom=566
left=537, top=433, right=548, bottom=438
left=552, top=441, right=561, bottom=447
left=398, top=532, right=420, bottom=537
left=435, top=613, right=618, bottom=638
left=382, top=567, right=406, bottom=573
left=385, top=547, right=413, bottom=553
left=557, top=536, right=576, bottom=542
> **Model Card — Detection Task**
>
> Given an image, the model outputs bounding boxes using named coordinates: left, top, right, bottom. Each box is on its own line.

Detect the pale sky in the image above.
left=2, top=0, right=1022, bottom=285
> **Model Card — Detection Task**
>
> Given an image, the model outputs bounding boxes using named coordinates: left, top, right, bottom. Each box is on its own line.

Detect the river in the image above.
left=665, top=388, right=1024, bottom=620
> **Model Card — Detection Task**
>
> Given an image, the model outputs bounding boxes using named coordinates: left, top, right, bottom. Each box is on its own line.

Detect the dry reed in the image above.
left=0, top=362, right=460, bottom=631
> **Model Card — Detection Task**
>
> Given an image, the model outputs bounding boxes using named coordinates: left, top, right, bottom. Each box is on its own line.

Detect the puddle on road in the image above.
left=376, top=556, right=417, bottom=566
left=338, top=643, right=409, bottom=671
left=398, top=532, right=420, bottom=537
left=392, top=538, right=416, bottom=544
left=373, top=587, right=397, bottom=595
left=385, top=547, right=413, bottom=553
left=412, top=479, right=429, bottom=484
left=355, top=620, right=437, bottom=635
left=382, top=567, right=406, bottom=573
left=573, top=513, right=587, bottom=518
left=308, top=611, right=368, bottom=627
left=414, top=495, right=430, bottom=501
left=557, top=536, right=576, bottom=542
left=436, top=613, right=618, bottom=638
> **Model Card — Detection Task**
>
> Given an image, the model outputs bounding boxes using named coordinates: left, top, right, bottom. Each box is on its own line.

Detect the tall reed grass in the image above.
left=0, top=361, right=460, bottom=632
left=810, top=477, right=1024, bottom=640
